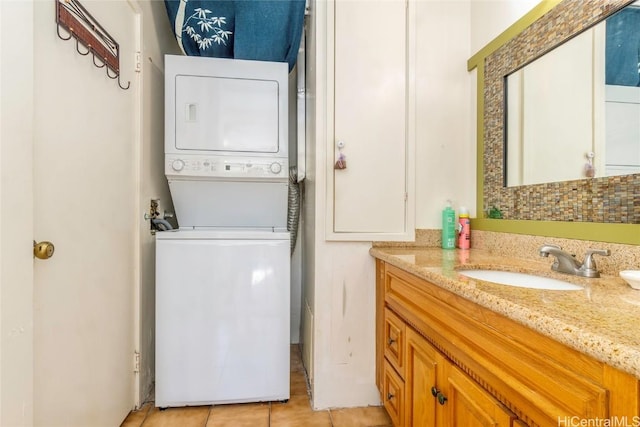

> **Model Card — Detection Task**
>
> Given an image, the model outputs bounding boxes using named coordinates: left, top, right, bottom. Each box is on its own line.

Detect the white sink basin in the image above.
left=458, top=269, right=583, bottom=291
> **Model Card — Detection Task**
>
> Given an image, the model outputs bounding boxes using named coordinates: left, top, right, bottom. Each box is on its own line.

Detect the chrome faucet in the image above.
left=539, top=244, right=610, bottom=278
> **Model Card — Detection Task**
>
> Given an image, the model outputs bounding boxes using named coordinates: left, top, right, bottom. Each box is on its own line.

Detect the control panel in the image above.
left=165, top=154, right=288, bottom=180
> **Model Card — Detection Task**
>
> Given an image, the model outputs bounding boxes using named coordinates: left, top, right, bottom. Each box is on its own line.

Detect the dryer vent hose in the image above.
left=287, top=166, right=304, bottom=255
left=152, top=218, right=174, bottom=231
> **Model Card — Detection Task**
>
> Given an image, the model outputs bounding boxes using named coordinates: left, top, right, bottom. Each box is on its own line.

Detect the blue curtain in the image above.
left=164, top=0, right=305, bottom=71
left=605, top=6, right=640, bottom=87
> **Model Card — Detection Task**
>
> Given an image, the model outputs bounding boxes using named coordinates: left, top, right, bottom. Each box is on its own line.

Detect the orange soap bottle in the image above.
left=457, top=207, right=470, bottom=249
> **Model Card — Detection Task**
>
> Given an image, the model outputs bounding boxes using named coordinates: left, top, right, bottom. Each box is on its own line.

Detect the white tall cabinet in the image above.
left=326, top=0, right=415, bottom=241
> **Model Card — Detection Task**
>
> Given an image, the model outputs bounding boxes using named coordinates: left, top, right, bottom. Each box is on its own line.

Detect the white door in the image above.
left=1, top=1, right=140, bottom=425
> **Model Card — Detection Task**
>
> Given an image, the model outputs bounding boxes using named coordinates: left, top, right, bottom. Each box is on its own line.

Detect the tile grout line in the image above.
left=203, top=405, right=213, bottom=427
left=137, top=403, right=152, bottom=427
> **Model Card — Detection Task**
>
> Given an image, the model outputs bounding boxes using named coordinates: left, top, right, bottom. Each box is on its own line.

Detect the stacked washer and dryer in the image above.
left=155, top=55, right=291, bottom=407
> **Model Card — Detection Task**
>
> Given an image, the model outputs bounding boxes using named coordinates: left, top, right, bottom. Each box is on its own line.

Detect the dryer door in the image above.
left=175, top=75, right=280, bottom=153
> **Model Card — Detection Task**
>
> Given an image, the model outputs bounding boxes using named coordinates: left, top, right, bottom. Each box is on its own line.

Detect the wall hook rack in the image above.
left=55, top=0, right=130, bottom=90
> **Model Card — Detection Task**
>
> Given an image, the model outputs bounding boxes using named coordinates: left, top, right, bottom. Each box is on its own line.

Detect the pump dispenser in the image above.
left=442, top=202, right=456, bottom=249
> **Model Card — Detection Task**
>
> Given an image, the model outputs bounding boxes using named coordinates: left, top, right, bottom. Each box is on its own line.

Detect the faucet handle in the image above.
left=581, top=249, right=611, bottom=277
left=583, top=249, right=610, bottom=268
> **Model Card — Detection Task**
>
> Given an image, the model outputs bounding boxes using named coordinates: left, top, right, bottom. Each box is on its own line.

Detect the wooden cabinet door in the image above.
left=383, top=360, right=405, bottom=427
left=444, top=365, right=517, bottom=427
left=405, top=328, right=439, bottom=427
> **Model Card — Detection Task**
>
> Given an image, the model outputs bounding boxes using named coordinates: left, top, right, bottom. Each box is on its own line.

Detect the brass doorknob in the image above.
left=33, top=240, right=55, bottom=260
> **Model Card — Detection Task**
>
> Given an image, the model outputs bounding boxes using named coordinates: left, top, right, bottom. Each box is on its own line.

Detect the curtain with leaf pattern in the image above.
left=164, top=0, right=305, bottom=71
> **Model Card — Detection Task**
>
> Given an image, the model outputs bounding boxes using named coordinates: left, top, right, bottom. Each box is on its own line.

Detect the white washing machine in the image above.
left=156, top=55, right=291, bottom=407
left=155, top=229, right=290, bottom=407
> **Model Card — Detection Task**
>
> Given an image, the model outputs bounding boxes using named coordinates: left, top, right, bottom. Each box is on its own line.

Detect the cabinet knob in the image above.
left=387, top=337, right=396, bottom=346
left=437, top=392, right=448, bottom=405
left=386, top=392, right=394, bottom=401
left=430, top=387, right=448, bottom=405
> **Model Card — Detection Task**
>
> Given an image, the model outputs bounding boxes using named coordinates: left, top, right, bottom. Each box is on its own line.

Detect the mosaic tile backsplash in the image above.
left=482, top=0, right=640, bottom=224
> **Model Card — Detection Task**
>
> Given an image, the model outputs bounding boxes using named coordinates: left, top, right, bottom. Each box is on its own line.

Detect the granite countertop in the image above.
left=370, top=246, right=640, bottom=379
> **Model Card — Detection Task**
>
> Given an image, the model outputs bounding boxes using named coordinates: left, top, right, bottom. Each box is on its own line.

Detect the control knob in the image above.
left=269, top=162, right=282, bottom=174
left=171, top=159, right=185, bottom=172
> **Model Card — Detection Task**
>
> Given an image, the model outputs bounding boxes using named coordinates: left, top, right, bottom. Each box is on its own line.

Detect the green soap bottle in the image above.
left=442, top=202, right=456, bottom=249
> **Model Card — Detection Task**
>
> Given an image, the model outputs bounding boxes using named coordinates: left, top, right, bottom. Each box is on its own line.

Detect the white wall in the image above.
left=470, top=0, right=540, bottom=54
left=136, top=0, right=181, bottom=406
left=415, top=1, right=473, bottom=229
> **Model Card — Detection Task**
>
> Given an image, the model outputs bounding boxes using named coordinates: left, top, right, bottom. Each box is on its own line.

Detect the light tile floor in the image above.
left=121, top=345, right=392, bottom=427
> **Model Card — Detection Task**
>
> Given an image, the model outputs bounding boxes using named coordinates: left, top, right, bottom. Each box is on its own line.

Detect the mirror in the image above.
left=474, top=0, right=639, bottom=225
left=505, top=3, right=640, bottom=187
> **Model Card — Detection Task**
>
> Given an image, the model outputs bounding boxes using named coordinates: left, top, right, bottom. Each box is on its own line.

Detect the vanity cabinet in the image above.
left=375, top=260, right=640, bottom=426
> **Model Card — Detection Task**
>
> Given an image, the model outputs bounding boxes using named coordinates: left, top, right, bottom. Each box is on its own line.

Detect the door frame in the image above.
left=130, top=0, right=144, bottom=410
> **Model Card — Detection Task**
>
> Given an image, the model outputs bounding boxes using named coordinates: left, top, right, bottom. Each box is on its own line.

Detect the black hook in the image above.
left=118, top=77, right=131, bottom=91
left=92, top=54, right=106, bottom=69
left=105, top=67, right=130, bottom=90
left=56, top=24, right=73, bottom=41
left=75, top=38, right=91, bottom=56
left=105, top=67, right=118, bottom=80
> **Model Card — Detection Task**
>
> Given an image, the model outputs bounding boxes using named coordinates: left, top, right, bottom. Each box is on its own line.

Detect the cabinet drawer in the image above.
left=384, top=308, right=405, bottom=377
left=382, top=360, right=405, bottom=427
